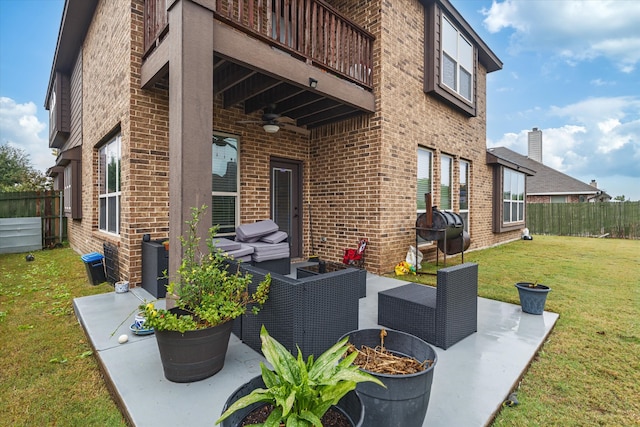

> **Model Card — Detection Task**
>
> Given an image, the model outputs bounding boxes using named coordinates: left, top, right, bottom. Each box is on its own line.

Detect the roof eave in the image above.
left=44, top=0, right=99, bottom=108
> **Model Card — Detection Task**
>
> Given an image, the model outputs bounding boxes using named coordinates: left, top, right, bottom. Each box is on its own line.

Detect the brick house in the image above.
left=46, top=0, right=525, bottom=285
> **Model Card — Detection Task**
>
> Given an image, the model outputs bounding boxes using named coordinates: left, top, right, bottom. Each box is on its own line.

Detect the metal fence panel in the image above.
left=0, top=217, right=43, bottom=254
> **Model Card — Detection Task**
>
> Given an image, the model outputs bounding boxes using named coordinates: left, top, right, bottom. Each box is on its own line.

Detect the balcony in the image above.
left=144, top=0, right=374, bottom=90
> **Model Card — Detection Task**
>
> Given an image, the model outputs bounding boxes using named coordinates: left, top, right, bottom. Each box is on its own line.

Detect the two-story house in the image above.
left=46, top=0, right=525, bottom=285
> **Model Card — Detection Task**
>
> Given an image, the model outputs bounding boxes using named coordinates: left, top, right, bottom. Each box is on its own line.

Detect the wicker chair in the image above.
left=229, top=261, right=360, bottom=359
left=378, top=262, right=478, bottom=349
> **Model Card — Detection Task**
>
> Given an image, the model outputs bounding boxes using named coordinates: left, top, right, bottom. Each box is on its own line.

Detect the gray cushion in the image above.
left=252, top=250, right=290, bottom=262
left=244, top=241, right=289, bottom=254
left=212, top=237, right=242, bottom=252
left=260, top=230, right=288, bottom=244
left=225, top=244, right=254, bottom=258
left=236, top=220, right=279, bottom=242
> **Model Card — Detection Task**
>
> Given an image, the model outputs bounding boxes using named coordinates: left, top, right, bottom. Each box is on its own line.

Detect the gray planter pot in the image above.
left=515, top=282, right=551, bottom=315
left=155, top=308, right=234, bottom=383
left=340, top=328, right=437, bottom=427
left=219, top=375, right=364, bottom=426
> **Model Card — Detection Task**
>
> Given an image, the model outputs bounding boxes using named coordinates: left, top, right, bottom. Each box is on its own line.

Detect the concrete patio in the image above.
left=73, top=266, right=558, bottom=427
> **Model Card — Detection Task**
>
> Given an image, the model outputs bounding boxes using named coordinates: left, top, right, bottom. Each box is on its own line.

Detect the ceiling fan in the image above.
left=236, top=104, right=310, bottom=136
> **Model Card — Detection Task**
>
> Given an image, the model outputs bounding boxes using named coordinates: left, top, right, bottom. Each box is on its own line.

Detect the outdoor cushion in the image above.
left=236, top=220, right=279, bottom=242
left=225, top=244, right=254, bottom=258
left=252, top=250, right=290, bottom=262
left=260, top=230, right=288, bottom=244
left=212, top=237, right=242, bottom=252
left=244, top=241, right=289, bottom=254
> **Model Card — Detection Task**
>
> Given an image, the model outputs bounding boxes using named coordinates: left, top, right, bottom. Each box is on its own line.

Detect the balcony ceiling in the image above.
left=213, top=55, right=367, bottom=130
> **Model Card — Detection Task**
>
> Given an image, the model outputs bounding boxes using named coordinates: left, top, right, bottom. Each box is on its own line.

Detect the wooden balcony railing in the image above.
left=143, top=0, right=374, bottom=89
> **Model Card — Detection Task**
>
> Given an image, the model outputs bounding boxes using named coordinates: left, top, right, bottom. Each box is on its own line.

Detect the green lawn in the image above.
left=1, top=235, right=639, bottom=426
left=400, top=235, right=640, bottom=425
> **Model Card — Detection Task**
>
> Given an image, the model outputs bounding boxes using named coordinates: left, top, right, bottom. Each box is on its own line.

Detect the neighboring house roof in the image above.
left=487, top=147, right=610, bottom=199
left=485, top=148, right=536, bottom=176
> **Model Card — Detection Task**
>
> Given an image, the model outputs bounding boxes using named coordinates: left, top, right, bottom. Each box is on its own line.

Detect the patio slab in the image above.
left=73, top=268, right=558, bottom=427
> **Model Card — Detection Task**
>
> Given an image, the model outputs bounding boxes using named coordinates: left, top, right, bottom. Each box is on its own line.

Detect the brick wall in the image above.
left=68, top=0, right=522, bottom=281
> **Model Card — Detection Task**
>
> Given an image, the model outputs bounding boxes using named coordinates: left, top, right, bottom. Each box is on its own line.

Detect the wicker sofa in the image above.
left=228, top=261, right=360, bottom=358
left=378, top=262, right=478, bottom=349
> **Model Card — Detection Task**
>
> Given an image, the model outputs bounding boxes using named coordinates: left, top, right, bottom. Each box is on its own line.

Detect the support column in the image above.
left=168, top=0, right=214, bottom=280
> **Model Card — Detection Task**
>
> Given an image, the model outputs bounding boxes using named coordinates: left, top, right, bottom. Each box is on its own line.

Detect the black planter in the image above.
left=340, top=328, right=437, bottom=427
left=155, top=308, right=234, bottom=383
left=219, top=375, right=364, bottom=427
left=515, top=282, right=551, bottom=315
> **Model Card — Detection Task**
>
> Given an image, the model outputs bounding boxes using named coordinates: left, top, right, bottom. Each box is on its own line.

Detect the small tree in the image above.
left=0, top=143, right=52, bottom=191
left=613, top=195, right=627, bottom=202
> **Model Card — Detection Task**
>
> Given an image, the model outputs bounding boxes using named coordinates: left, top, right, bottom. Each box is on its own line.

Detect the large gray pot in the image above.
left=155, top=308, right=234, bottom=383
left=340, top=328, right=437, bottom=427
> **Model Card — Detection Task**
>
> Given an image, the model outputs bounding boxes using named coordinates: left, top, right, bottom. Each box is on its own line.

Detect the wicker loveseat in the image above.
left=378, top=262, right=478, bottom=349
left=228, top=261, right=360, bottom=358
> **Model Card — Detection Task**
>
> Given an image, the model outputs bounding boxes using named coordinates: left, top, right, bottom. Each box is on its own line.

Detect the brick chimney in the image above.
left=590, top=179, right=598, bottom=188
left=528, top=128, right=543, bottom=162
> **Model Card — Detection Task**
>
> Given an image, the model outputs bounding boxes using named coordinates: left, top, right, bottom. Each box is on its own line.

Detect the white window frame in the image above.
left=212, top=132, right=240, bottom=237
left=98, top=134, right=121, bottom=235
left=459, top=159, right=470, bottom=232
left=440, top=154, right=453, bottom=211
left=441, top=16, right=474, bottom=102
left=503, top=168, right=525, bottom=224
left=417, top=147, right=433, bottom=214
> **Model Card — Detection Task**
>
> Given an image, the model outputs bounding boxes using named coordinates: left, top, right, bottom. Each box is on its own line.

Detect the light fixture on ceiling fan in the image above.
left=236, top=104, right=310, bottom=136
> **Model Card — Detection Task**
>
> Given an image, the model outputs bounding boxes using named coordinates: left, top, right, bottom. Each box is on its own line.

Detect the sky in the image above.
left=0, top=0, right=638, bottom=200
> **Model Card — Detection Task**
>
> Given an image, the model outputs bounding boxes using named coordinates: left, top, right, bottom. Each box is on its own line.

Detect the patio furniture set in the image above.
left=231, top=254, right=479, bottom=357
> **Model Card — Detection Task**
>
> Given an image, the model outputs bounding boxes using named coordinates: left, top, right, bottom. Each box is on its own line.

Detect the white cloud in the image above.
left=482, top=0, right=640, bottom=72
left=490, top=96, right=640, bottom=193
left=0, top=96, right=52, bottom=172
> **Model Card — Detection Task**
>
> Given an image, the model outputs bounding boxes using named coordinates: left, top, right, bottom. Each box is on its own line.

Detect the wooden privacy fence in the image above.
left=0, top=191, right=67, bottom=248
left=527, top=202, right=640, bottom=239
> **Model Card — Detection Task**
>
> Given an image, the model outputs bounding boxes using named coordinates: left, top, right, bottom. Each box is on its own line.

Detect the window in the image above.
left=503, top=168, right=524, bottom=224
left=212, top=133, right=239, bottom=236
left=459, top=160, right=469, bottom=232
left=417, top=148, right=433, bottom=212
left=98, top=134, right=121, bottom=234
left=442, top=17, right=473, bottom=101
left=440, top=155, right=453, bottom=210
left=551, top=195, right=566, bottom=203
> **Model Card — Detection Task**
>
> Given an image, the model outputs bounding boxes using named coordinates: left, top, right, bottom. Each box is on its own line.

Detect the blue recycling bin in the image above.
left=81, top=252, right=107, bottom=285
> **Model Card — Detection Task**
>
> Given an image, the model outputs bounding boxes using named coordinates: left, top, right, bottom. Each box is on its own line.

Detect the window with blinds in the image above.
left=417, top=148, right=433, bottom=211
left=212, top=134, right=239, bottom=235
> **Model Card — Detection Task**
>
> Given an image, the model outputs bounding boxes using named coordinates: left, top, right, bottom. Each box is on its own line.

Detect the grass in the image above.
left=1, top=235, right=639, bottom=426
left=0, top=247, right=126, bottom=426
left=398, top=235, right=640, bottom=425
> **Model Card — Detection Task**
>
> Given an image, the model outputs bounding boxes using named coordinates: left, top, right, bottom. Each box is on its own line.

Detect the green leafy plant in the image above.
left=140, top=205, right=271, bottom=333
left=216, top=325, right=385, bottom=426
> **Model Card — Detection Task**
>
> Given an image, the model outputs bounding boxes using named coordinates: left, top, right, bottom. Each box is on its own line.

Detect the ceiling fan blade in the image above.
left=277, top=116, right=296, bottom=124
left=280, top=123, right=310, bottom=136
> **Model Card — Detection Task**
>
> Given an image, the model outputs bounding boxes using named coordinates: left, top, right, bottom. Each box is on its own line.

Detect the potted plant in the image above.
left=140, top=205, right=271, bottom=383
left=216, top=326, right=385, bottom=426
left=515, top=282, right=551, bottom=315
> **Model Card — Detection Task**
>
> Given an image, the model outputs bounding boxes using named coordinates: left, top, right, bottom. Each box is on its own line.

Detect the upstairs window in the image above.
left=441, top=17, right=473, bottom=102
left=98, top=134, right=121, bottom=234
